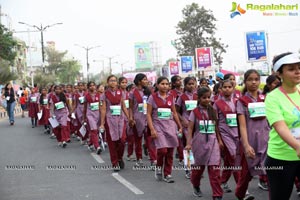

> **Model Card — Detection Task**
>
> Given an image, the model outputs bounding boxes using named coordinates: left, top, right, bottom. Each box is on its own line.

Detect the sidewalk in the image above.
left=0, top=105, right=22, bottom=118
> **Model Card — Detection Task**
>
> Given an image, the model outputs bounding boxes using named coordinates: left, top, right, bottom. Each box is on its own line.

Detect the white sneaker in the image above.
left=88, top=145, right=95, bottom=151
left=62, top=141, right=67, bottom=148
left=96, top=147, right=102, bottom=155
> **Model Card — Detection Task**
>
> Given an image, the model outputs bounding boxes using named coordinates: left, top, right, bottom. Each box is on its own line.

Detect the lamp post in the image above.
left=120, top=61, right=129, bottom=75
left=75, top=44, right=101, bottom=82
left=18, top=21, right=63, bottom=72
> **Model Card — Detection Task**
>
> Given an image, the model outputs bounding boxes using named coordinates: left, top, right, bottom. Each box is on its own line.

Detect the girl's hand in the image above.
left=185, top=144, right=192, bottom=151
left=150, top=129, right=158, bottom=139
left=244, top=145, right=256, bottom=159
left=219, top=140, right=224, bottom=151
left=129, top=119, right=135, bottom=128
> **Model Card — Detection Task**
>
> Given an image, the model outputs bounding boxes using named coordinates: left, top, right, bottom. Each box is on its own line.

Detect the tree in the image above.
left=0, top=59, right=18, bottom=84
left=0, top=24, right=18, bottom=83
left=57, top=59, right=81, bottom=84
left=45, top=47, right=67, bottom=74
left=174, top=3, right=227, bottom=66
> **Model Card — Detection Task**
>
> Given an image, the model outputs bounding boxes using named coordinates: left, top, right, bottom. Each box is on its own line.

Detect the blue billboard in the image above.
left=180, top=56, right=194, bottom=73
left=245, top=31, right=268, bottom=62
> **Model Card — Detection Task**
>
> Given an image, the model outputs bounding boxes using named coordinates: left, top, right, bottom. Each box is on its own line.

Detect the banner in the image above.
left=195, top=47, right=213, bottom=70
left=169, top=61, right=179, bottom=75
left=245, top=31, right=268, bottom=62
left=134, top=42, right=153, bottom=69
left=180, top=56, right=194, bottom=73
left=123, top=71, right=157, bottom=83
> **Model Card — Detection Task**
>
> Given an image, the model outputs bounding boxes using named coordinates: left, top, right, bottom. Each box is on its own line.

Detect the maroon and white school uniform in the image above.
left=101, top=89, right=126, bottom=167
left=235, top=92, right=270, bottom=199
left=85, top=92, right=101, bottom=149
left=147, top=92, right=178, bottom=177
left=189, top=105, right=223, bottom=199
left=214, top=95, right=240, bottom=184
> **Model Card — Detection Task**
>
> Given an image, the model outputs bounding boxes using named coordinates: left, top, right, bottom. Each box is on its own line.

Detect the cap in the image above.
left=273, top=53, right=300, bottom=72
left=216, top=72, right=224, bottom=80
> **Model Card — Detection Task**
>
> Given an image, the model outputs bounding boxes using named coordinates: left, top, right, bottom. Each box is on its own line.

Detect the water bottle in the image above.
left=142, top=96, right=147, bottom=115
left=177, top=131, right=183, bottom=138
left=100, top=128, right=105, bottom=133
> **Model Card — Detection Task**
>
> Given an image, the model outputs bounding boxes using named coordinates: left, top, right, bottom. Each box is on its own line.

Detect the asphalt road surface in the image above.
left=0, top=115, right=299, bottom=200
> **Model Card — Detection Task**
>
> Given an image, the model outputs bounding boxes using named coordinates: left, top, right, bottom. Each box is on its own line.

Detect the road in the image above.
left=0, top=115, right=299, bottom=200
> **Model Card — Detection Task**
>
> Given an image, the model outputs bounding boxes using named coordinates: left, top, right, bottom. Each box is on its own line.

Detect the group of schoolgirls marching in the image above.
left=170, top=70, right=270, bottom=200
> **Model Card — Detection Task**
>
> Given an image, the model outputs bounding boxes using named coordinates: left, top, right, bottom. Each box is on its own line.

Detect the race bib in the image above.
left=31, top=97, right=37, bottom=102
left=199, top=120, right=215, bottom=134
left=185, top=100, right=197, bottom=111
left=90, top=102, right=99, bottom=111
left=138, top=103, right=143, bottom=112
left=248, top=102, right=266, bottom=118
left=79, top=96, right=85, bottom=104
left=291, top=127, right=300, bottom=141
left=157, top=108, right=171, bottom=119
left=43, top=99, right=48, bottom=105
left=226, top=114, right=237, bottom=127
left=124, top=100, right=129, bottom=109
left=110, top=105, right=121, bottom=115
left=55, top=101, right=65, bottom=110
left=6, top=96, right=10, bottom=101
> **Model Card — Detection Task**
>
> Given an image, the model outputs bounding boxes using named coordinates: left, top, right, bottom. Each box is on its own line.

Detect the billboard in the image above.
left=134, top=42, right=153, bottom=69
left=180, top=56, right=194, bottom=73
left=245, top=31, right=268, bottom=62
left=169, top=61, right=179, bottom=75
left=195, top=47, right=213, bottom=70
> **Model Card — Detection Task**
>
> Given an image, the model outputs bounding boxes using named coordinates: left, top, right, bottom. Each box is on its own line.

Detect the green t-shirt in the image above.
left=265, top=88, right=300, bottom=161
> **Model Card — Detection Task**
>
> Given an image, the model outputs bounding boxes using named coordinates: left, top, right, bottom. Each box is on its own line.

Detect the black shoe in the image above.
left=10, top=122, right=14, bottom=126
left=32, top=125, right=34, bottom=128
left=143, top=144, right=148, bottom=156
left=62, top=141, right=67, bottom=148
left=193, top=186, right=202, bottom=197
left=113, top=165, right=120, bottom=172
left=67, top=139, right=71, bottom=143
left=118, top=159, right=125, bottom=169
left=96, top=147, right=102, bottom=155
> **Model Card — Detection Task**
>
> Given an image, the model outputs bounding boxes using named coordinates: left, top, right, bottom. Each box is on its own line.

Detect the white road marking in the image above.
left=90, top=152, right=105, bottom=163
left=112, top=173, right=144, bottom=195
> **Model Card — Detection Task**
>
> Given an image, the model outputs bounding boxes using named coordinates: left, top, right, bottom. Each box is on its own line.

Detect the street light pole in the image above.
left=19, top=22, right=63, bottom=72
left=75, top=44, right=101, bottom=82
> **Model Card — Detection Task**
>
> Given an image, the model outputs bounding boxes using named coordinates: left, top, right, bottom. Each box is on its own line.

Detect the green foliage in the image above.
left=175, top=3, right=227, bottom=66
left=33, top=47, right=81, bottom=86
left=45, top=47, right=67, bottom=74
left=57, top=60, right=81, bottom=84
left=0, top=59, right=18, bottom=84
left=0, top=24, right=17, bottom=63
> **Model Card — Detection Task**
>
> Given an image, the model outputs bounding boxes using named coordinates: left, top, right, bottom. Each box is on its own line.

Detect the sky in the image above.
left=1, top=0, right=300, bottom=76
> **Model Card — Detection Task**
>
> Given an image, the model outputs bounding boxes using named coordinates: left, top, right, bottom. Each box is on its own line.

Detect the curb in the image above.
left=0, top=107, right=22, bottom=119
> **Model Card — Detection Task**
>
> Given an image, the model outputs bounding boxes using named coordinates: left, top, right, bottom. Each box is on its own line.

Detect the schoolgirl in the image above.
left=50, top=85, right=72, bottom=148
left=185, top=87, right=223, bottom=200
left=224, top=73, right=242, bottom=99
left=235, top=69, right=270, bottom=200
left=129, top=73, right=154, bottom=166
left=100, top=75, right=130, bottom=171
left=147, top=76, right=182, bottom=183
left=176, top=77, right=197, bottom=178
left=73, top=82, right=88, bottom=143
left=213, top=80, right=240, bottom=193
left=38, top=88, right=51, bottom=134
left=83, top=81, right=102, bottom=154
left=28, top=87, right=40, bottom=128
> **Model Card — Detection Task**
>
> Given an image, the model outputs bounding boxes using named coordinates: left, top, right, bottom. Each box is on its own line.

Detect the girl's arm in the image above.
left=99, top=99, right=106, bottom=129
left=215, top=118, right=224, bottom=150
left=185, top=120, right=195, bottom=150
left=146, top=103, right=157, bottom=139
left=82, top=101, right=87, bottom=124
left=238, top=114, right=255, bottom=159
left=128, top=98, right=135, bottom=127
left=172, top=104, right=182, bottom=132
left=121, top=98, right=129, bottom=119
